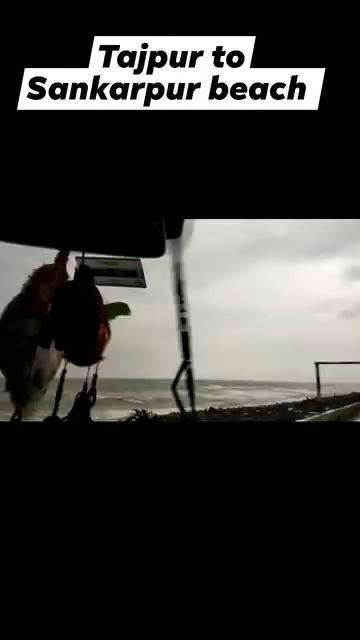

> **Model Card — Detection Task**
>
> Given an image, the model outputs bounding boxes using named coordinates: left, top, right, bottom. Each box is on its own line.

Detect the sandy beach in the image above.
left=124, top=392, right=360, bottom=423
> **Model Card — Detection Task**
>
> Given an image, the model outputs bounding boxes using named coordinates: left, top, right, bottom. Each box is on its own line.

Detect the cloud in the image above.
left=344, top=265, right=360, bottom=282
left=180, top=219, right=360, bottom=294
left=340, top=303, right=360, bottom=320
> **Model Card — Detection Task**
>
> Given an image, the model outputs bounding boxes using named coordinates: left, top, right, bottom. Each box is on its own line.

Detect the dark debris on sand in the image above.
left=123, top=393, right=360, bottom=423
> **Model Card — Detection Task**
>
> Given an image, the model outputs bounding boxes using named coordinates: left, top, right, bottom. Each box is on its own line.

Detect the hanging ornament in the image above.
left=43, top=263, right=111, bottom=368
left=0, top=249, right=69, bottom=420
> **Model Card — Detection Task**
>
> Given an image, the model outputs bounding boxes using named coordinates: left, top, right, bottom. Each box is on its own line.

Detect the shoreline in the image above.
left=123, top=392, right=360, bottom=423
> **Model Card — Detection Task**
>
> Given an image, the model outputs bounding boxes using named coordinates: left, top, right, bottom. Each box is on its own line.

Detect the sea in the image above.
left=0, top=378, right=359, bottom=421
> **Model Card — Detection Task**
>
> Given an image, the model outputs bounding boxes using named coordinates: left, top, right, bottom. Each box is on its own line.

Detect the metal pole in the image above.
left=315, top=363, right=321, bottom=400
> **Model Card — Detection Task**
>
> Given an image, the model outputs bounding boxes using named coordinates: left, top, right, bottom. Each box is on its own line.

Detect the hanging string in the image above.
left=82, top=366, right=91, bottom=394
left=88, top=361, right=99, bottom=408
left=52, top=361, right=68, bottom=418
left=63, top=361, right=99, bottom=422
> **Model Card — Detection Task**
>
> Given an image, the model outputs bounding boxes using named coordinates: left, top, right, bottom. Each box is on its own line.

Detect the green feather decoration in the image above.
left=104, top=302, right=131, bottom=321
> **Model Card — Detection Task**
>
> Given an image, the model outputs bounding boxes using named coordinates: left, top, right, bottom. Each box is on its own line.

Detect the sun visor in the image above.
left=0, top=218, right=185, bottom=258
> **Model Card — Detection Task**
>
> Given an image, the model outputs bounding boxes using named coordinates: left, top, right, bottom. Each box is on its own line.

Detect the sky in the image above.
left=0, top=219, right=359, bottom=383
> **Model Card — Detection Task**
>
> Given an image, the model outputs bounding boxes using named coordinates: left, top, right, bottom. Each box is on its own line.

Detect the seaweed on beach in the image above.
left=125, top=409, right=158, bottom=423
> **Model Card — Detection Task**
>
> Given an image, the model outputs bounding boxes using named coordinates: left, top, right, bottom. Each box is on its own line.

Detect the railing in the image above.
left=314, top=361, right=360, bottom=400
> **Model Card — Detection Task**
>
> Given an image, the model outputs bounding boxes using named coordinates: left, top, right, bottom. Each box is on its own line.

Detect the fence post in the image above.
left=315, top=362, right=321, bottom=400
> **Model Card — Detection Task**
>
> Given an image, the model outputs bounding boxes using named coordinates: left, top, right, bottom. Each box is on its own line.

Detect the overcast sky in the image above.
left=0, top=219, right=359, bottom=383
